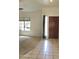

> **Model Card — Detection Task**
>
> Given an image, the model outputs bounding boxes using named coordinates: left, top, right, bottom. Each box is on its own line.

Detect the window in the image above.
left=25, top=21, right=30, bottom=31
left=19, top=20, right=31, bottom=31
left=19, top=21, right=24, bottom=31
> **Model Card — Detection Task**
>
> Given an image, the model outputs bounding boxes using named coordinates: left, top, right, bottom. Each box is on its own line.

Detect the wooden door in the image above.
left=49, top=16, right=59, bottom=38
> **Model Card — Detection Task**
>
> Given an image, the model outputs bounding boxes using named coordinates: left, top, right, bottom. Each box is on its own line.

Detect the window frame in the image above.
left=19, top=20, right=31, bottom=31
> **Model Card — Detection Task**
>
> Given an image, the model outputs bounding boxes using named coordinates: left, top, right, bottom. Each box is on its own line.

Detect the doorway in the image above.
left=43, top=15, right=49, bottom=39
left=43, top=16, right=59, bottom=39
left=49, top=16, right=59, bottom=39
left=45, top=16, right=49, bottom=39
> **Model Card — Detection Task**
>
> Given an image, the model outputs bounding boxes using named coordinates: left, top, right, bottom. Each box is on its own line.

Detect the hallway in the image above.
left=20, top=38, right=59, bottom=59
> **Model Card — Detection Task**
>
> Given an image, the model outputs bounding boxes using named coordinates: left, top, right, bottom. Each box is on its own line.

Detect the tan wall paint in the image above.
left=42, top=7, right=59, bottom=16
left=19, top=10, right=42, bottom=37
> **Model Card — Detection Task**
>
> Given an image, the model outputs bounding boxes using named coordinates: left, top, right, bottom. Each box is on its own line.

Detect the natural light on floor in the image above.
left=44, top=40, right=48, bottom=52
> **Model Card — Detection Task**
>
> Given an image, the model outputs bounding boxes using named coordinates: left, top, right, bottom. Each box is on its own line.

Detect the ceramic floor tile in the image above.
left=24, top=54, right=31, bottom=58
left=20, top=38, right=59, bottom=59
left=32, top=49, right=40, bottom=52
left=54, top=55, right=59, bottom=59
left=45, top=55, right=54, bottom=59
left=37, top=55, right=45, bottom=59
left=24, top=54, right=37, bottom=59
left=53, top=51, right=59, bottom=55
left=20, top=57, right=27, bottom=59
left=31, top=51, right=40, bottom=55
left=45, top=52, right=54, bottom=55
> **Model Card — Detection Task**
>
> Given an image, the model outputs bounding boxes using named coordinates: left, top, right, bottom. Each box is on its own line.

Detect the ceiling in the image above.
left=19, top=0, right=59, bottom=12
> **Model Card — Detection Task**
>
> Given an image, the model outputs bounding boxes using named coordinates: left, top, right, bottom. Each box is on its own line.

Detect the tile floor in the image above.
left=20, top=39, right=59, bottom=59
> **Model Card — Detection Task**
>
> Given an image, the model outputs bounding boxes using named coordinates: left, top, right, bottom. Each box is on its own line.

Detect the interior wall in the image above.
left=42, top=7, right=59, bottom=16
left=19, top=10, right=42, bottom=37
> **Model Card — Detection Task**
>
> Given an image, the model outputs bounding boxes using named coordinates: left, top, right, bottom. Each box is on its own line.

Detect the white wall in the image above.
left=19, top=10, right=42, bottom=37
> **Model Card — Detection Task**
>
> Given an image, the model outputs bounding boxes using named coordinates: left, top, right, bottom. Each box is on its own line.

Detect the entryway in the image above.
left=43, top=16, right=59, bottom=39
